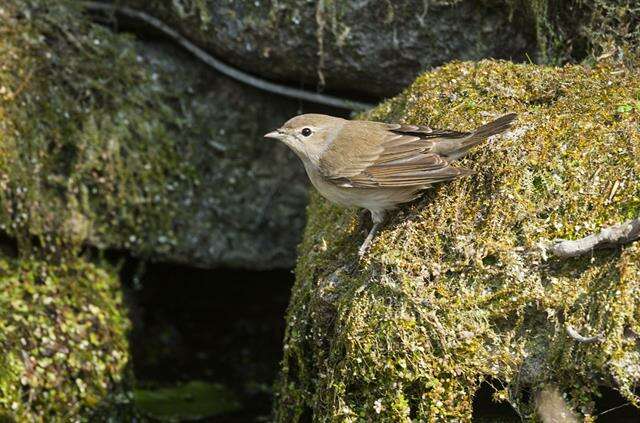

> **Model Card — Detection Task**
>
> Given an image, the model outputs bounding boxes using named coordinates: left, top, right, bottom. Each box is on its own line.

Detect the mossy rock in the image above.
left=0, top=256, right=132, bottom=421
left=0, top=0, right=192, bottom=259
left=0, top=0, right=306, bottom=269
left=120, top=1, right=637, bottom=97
left=122, top=0, right=533, bottom=97
left=276, top=60, right=640, bottom=421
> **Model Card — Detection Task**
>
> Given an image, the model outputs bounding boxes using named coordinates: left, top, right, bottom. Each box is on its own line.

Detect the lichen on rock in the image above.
left=276, top=59, right=640, bottom=421
left=0, top=257, right=132, bottom=421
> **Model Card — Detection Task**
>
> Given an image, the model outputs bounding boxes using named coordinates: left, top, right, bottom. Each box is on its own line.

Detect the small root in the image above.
left=566, top=325, right=604, bottom=344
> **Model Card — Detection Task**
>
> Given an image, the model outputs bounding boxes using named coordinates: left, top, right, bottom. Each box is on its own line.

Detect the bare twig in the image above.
left=81, top=2, right=373, bottom=111
left=550, top=217, right=640, bottom=258
left=565, top=325, right=604, bottom=344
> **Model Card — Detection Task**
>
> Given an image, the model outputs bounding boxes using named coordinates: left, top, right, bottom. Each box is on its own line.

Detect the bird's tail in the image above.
left=470, top=113, right=517, bottom=141
left=444, top=113, right=517, bottom=161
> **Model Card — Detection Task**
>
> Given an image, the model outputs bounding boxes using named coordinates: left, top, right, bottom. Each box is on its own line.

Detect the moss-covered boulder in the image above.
left=0, top=256, right=132, bottom=421
left=276, top=60, right=640, bottom=421
left=0, top=0, right=306, bottom=269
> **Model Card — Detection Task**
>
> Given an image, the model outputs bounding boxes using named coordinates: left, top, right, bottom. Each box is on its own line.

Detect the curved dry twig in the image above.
left=81, top=2, right=373, bottom=111
left=550, top=217, right=640, bottom=258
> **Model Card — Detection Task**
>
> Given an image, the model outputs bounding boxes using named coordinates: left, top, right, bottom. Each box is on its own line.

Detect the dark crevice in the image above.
left=472, top=382, right=640, bottom=422
left=114, top=254, right=295, bottom=422
left=593, top=387, right=640, bottom=421
left=472, top=382, right=521, bottom=422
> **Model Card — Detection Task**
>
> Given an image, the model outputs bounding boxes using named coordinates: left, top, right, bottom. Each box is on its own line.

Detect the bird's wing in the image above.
left=318, top=121, right=474, bottom=189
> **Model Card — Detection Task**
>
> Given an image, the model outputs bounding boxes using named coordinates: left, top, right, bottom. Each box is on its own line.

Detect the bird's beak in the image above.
left=264, top=129, right=284, bottom=140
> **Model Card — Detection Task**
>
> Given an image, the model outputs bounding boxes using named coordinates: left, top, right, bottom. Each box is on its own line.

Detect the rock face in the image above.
left=0, top=0, right=308, bottom=270
left=114, top=0, right=640, bottom=98
left=138, top=43, right=308, bottom=269
left=275, top=60, right=640, bottom=421
left=528, top=0, right=640, bottom=67
left=123, top=0, right=535, bottom=97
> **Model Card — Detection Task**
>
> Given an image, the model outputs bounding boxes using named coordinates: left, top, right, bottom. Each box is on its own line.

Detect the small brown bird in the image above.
left=265, top=113, right=516, bottom=257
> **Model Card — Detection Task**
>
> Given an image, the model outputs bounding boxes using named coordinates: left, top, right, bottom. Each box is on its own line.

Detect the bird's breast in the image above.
left=303, top=162, right=356, bottom=207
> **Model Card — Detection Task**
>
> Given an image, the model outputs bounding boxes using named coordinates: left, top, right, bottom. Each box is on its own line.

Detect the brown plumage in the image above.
left=265, top=113, right=517, bottom=256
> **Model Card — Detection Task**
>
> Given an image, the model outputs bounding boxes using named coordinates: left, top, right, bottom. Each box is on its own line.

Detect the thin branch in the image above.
left=550, top=217, right=640, bottom=258
left=81, top=2, right=373, bottom=111
left=565, top=325, right=604, bottom=344
left=598, top=401, right=632, bottom=417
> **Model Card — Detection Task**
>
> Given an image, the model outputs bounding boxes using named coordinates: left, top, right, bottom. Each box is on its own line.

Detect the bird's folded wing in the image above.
left=386, top=123, right=469, bottom=139
left=319, top=123, right=473, bottom=188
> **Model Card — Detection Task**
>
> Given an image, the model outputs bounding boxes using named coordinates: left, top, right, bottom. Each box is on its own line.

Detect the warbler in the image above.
left=265, top=113, right=517, bottom=257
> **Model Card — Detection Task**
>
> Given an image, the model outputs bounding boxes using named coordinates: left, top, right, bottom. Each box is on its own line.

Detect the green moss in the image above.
left=512, top=0, right=640, bottom=67
left=163, top=0, right=212, bottom=26
left=0, top=256, right=132, bottom=421
left=276, top=60, right=640, bottom=421
left=0, top=0, right=196, bottom=257
left=134, top=381, right=241, bottom=420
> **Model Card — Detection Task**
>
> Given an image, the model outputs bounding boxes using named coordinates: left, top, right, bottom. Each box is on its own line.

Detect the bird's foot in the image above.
left=354, top=209, right=370, bottom=235
left=358, top=221, right=382, bottom=259
left=358, top=238, right=372, bottom=259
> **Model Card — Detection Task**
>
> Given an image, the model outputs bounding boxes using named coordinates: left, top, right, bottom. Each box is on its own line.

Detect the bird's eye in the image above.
left=301, top=128, right=312, bottom=137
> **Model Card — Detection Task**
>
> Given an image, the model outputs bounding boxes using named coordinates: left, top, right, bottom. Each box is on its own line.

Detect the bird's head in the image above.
left=265, top=114, right=345, bottom=162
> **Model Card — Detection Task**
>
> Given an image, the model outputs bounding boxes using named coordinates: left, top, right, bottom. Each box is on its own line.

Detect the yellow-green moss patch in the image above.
left=276, top=60, right=640, bottom=421
left=0, top=256, right=132, bottom=421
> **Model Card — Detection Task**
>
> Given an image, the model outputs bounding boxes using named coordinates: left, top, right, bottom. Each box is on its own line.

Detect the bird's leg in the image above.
left=358, top=210, right=386, bottom=258
left=354, top=208, right=370, bottom=235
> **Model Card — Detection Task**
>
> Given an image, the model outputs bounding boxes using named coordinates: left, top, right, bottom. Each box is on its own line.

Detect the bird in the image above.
left=265, top=113, right=517, bottom=257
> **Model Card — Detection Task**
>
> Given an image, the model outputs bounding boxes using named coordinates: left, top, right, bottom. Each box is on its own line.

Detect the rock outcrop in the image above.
left=117, top=0, right=639, bottom=98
